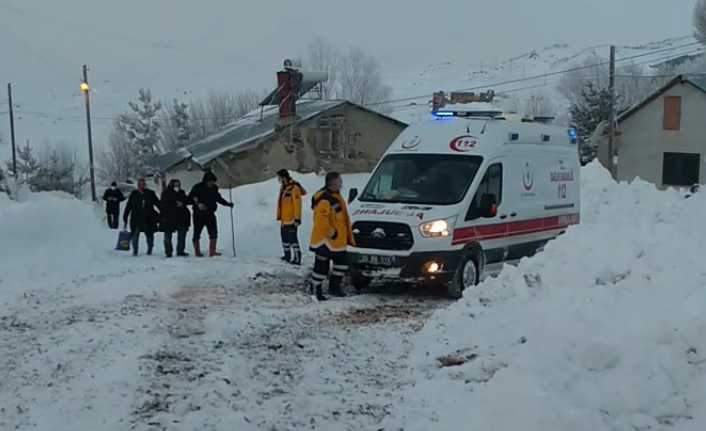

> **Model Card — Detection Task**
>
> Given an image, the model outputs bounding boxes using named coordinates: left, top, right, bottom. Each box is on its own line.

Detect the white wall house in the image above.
left=594, top=75, right=706, bottom=189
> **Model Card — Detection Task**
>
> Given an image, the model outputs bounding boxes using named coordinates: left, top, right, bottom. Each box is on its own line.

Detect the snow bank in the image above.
left=216, top=172, right=368, bottom=258
left=0, top=173, right=369, bottom=297
left=0, top=192, right=114, bottom=289
left=390, top=162, right=706, bottom=431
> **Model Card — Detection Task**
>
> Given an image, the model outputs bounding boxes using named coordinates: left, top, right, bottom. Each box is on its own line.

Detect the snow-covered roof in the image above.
left=148, top=99, right=406, bottom=171
left=148, top=148, right=191, bottom=172
left=187, top=99, right=345, bottom=165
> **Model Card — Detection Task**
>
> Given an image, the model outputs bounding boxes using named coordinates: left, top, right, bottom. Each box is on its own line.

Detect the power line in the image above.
left=365, top=40, right=703, bottom=107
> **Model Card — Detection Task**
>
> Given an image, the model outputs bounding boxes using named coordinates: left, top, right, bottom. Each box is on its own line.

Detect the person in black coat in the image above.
left=102, top=181, right=125, bottom=229
left=188, top=171, right=233, bottom=257
left=123, top=178, right=160, bottom=256
left=160, top=178, right=191, bottom=258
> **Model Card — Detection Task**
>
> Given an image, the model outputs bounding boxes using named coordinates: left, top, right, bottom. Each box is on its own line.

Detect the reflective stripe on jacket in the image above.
left=309, top=188, right=355, bottom=252
left=276, top=181, right=306, bottom=225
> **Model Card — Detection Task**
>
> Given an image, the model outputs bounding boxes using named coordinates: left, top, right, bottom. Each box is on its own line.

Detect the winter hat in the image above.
left=277, top=169, right=290, bottom=179
left=203, top=171, right=218, bottom=183
left=111, top=181, right=117, bottom=187
left=325, top=172, right=341, bottom=186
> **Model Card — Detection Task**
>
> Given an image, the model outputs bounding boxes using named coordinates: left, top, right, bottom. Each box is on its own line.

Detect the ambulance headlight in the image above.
left=419, top=217, right=456, bottom=238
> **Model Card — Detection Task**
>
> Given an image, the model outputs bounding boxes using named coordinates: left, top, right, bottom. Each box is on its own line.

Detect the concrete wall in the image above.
left=596, top=82, right=706, bottom=189
left=166, top=104, right=406, bottom=189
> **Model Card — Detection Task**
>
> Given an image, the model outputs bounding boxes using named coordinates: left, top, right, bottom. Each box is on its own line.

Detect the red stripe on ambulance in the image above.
left=452, top=214, right=580, bottom=246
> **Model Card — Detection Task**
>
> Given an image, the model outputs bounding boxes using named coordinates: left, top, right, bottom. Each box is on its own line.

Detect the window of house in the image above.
left=663, top=96, right=682, bottom=131
left=466, top=163, right=503, bottom=221
left=663, top=152, right=700, bottom=187
left=315, top=116, right=345, bottom=154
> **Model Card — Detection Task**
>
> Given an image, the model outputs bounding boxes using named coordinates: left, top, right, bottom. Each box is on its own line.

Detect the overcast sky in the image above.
left=0, top=0, right=698, bottom=151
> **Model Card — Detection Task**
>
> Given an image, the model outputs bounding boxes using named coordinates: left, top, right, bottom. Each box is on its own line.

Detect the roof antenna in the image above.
left=466, top=125, right=471, bottom=133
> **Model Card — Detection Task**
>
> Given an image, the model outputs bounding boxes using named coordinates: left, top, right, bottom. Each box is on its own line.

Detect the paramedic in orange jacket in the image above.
left=276, top=169, right=306, bottom=265
left=309, top=172, right=355, bottom=300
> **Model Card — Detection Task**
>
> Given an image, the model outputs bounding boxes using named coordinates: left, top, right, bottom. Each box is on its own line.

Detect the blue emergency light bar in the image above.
left=568, top=127, right=578, bottom=143
left=433, top=111, right=455, bottom=117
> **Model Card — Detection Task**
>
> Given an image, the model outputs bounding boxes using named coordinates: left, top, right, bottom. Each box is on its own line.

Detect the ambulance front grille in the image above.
left=352, top=221, right=414, bottom=251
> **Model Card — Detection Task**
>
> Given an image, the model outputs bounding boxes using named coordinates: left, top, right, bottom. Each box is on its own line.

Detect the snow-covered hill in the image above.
left=389, top=36, right=703, bottom=124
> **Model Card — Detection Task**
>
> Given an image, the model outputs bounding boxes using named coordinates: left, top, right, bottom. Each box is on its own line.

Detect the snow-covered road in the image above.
left=0, top=254, right=449, bottom=430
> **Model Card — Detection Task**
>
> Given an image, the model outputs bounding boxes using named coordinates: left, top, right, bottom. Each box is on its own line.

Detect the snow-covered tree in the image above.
left=30, top=145, right=89, bottom=198
left=569, top=82, right=613, bottom=162
left=161, top=99, right=192, bottom=151
left=118, top=89, right=163, bottom=175
left=695, top=0, right=706, bottom=44
left=6, top=141, right=40, bottom=185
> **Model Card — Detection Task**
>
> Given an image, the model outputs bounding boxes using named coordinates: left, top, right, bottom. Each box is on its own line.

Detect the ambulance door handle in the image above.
left=510, top=212, right=517, bottom=218
left=500, top=214, right=508, bottom=220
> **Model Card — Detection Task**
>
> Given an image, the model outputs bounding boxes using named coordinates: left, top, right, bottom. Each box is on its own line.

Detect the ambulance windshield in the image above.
left=360, top=154, right=483, bottom=205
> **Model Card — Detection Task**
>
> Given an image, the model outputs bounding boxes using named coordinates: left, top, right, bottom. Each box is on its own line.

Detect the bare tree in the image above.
left=695, top=0, right=706, bottom=44
left=189, top=90, right=263, bottom=142
left=338, top=47, right=393, bottom=111
left=524, top=93, right=556, bottom=117
left=305, top=37, right=340, bottom=99
left=97, top=124, right=136, bottom=183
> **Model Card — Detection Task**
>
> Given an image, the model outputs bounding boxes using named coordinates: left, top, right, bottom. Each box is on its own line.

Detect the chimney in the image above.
left=278, top=59, right=303, bottom=120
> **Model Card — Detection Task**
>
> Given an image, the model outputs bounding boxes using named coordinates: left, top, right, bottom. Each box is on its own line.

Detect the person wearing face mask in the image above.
left=308, top=172, right=355, bottom=300
left=188, top=171, right=234, bottom=257
left=160, top=179, right=191, bottom=258
left=102, top=181, right=125, bottom=229
left=123, top=178, right=161, bottom=256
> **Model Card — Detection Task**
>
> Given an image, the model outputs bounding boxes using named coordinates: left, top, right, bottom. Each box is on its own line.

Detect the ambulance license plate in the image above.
left=356, top=254, right=397, bottom=267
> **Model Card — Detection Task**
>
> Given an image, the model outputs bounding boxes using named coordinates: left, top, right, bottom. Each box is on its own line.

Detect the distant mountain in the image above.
left=386, top=36, right=702, bottom=125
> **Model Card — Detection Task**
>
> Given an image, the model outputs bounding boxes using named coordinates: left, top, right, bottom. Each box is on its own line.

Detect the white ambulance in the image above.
left=347, top=105, right=580, bottom=298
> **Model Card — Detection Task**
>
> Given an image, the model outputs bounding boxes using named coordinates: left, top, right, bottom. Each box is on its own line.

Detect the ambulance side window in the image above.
left=466, top=163, right=503, bottom=221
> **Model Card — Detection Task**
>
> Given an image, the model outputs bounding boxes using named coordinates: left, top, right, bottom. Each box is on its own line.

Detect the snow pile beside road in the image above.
left=0, top=192, right=113, bottom=287
left=391, top=162, right=706, bottom=431
left=217, top=172, right=368, bottom=257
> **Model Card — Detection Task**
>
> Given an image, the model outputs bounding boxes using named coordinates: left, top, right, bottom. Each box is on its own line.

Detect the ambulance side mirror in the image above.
left=479, top=193, right=498, bottom=218
left=348, top=188, right=359, bottom=204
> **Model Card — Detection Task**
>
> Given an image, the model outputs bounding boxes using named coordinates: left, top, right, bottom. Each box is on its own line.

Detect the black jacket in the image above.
left=160, top=188, right=191, bottom=231
left=123, top=189, right=160, bottom=231
left=188, top=182, right=230, bottom=215
left=103, top=188, right=125, bottom=213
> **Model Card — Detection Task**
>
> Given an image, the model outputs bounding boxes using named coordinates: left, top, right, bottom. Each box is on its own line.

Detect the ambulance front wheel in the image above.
left=448, top=255, right=479, bottom=299
left=350, top=272, right=372, bottom=292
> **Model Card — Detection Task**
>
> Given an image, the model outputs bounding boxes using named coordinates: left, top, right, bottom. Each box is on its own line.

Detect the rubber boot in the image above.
left=329, top=278, right=346, bottom=298
left=315, top=285, right=327, bottom=301
left=209, top=239, right=222, bottom=257
left=281, top=247, right=291, bottom=263
left=193, top=240, right=204, bottom=257
left=291, top=247, right=301, bottom=266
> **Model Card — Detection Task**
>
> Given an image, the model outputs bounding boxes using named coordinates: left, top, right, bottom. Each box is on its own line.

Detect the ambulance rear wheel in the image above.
left=448, top=255, right=478, bottom=299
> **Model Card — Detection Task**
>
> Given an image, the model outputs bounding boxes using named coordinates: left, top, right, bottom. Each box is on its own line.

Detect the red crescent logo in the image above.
left=449, top=135, right=478, bottom=152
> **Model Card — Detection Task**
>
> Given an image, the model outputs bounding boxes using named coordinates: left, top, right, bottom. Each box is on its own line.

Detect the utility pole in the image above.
left=81, top=65, right=97, bottom=202
left=608, top=45, right=616, bottom=177
left=7, top=83, right=17, bottom=177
